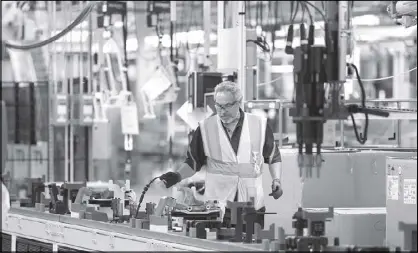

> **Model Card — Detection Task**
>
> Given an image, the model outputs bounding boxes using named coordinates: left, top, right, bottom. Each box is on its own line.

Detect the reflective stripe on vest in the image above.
left=199, top=113, right=267, bottom=177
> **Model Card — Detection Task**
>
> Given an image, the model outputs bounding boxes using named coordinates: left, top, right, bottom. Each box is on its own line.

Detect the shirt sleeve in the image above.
left=262, top=123, right=282, bottom=164
left=184, top=126, right=207, bottom=172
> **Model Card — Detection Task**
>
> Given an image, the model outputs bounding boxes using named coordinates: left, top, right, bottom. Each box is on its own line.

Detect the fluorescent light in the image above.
left=126, top=38, right=138, bottom=52
left=271, top=65, right=293, bottom=74
left=352, top=15, right=380, bottom=26
left=52, top=30, right=89, bottom=43
left=143, top=30, right=217, bottom=48
left=114, top=21, right=123, bottom=28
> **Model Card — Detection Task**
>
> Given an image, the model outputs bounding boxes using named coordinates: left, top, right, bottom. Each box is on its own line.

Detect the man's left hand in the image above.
left=269, top=179, right=283, bottom=199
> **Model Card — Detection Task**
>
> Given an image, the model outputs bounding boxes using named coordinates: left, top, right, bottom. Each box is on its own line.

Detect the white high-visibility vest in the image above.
left=2, top=182, right=11, bottom=228
left=199, top=113, right=267, bottom=212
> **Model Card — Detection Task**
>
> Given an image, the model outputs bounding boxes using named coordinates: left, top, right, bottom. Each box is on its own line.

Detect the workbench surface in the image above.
left=3, top=207, right=264, bottom=252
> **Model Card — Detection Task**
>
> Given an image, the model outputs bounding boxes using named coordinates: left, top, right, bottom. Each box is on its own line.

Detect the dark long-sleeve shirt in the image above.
left=185, top=109, right=282, bottom=171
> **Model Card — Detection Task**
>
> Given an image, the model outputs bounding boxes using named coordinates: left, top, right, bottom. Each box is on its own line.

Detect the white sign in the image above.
left=6, top=143, right=48, bottom=180
left=141, top=68, right=172, bottom=101
left=403, top=179, right=417, bottom=205
left=30, top=143, right=48, bottom=179
left=176, top=101, right=213, bottom=130
left=82, top=104, right=94, bottom=123
left=323, top=121, right=337, bottom=146
left=120, top=105, right=139, bottom=135
left=387, top=175, right=399, bottom=200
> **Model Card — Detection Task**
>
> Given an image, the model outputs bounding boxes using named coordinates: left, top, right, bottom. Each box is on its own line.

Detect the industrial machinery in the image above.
left=387, top=1, right=417, bottom=28
left=386, top=156, right=417, bottom=251
left=2, top=1, right=417, bottom=253
left=287, top=1, right=390, bottom=178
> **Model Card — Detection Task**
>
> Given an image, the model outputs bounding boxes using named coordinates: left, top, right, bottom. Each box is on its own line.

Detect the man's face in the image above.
left=214, top=91, right=240, bottom=124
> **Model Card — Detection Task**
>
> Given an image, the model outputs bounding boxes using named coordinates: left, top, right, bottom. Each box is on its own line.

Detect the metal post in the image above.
left=87, top=2, right=94, bottom=181
left=217, top=1, right=224, bottom=39
left=237, top=1, right=246, bottom=104
left=69, top=2, right=75, bottom=183
left=278, top=104, right=283, bottom=148
left=47, top=1, right=56, bottom=182
left=397, top=101, right=402, bottom=147
left=63, top=1, right=70, bottom=183
left=168, top=1, right=177, bottom=168
left=339, top=121, right=345, bottom=147
left=203, top=1, right=211, bottom=68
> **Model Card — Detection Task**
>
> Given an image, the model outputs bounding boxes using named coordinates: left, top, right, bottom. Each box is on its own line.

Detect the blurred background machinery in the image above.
left=1, top=0, right=416, bottom=187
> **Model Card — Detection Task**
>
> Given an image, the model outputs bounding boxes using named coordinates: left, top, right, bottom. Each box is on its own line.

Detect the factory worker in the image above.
left=159, top=81, right=283, bottom=228
left=2, top=179, right=11, bottom=228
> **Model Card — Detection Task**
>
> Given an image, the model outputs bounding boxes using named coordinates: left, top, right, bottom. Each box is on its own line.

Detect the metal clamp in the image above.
left=371, top=158, right=378, bottom=175
left=347, top=153, right=354, bottom=174
left=17, top=218, right=22, bottom=229
left=109, top=234, right=115, bottom=248
left=45, top=223, right=50, bottom=235
left=58, top=225, right=64, bottom=238
left=92, top=231, right=98, bottom=244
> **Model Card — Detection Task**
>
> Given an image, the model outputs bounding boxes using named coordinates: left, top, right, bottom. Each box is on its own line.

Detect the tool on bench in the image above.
left=48, top=183, right=67, bottom=214
left=286, top=207, right=335, bottom=251
left=19, top=177, right=45, bottom=207
left=134, top=176, right=160, bottom=218
left=71, top=186, right=108, bottom=222
left=61, top=182, right=86, bottom=213
left=184, top=220, right=222, bottom=239
left=131, top=202, right=155, bottom=229
left=227, top=198, right=276, bottom=243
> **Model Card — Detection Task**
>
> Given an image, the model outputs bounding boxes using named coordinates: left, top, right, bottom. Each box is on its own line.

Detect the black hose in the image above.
left=5, top=2, right=99, bottom=50
left=134, top=176, right=160, bottom=219
left=348, top=63, right=369, bottom=144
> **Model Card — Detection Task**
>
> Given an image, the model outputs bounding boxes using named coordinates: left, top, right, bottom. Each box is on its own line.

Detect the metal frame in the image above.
left=3, top=208, right=264, bottom=251
left=243, top=98, right=417, bottom=148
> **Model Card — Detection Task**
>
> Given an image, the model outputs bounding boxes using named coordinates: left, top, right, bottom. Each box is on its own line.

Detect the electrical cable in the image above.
left=257, top=75, right=284, bottom=87
left=302, top=1, right=327, bottom=22
left=360, top=67, right=417, bottom=82
left=301, top=2, right=314, bottom=24
left=291, top=2, right=300, bottom=24
left=134, top=176, right=160, bottom=219
left=4, top=1, right=99, bottom=50
left=348, top=63, right=369, bottom=144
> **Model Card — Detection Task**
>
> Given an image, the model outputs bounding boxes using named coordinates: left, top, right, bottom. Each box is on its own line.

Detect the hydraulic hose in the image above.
left=134, top=176, right=160, bottom=219
left=4, top=1, right=100, bottom=50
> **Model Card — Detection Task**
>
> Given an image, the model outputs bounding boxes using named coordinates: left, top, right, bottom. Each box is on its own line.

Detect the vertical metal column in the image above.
left=14, top=82, right=20, bottom=144
left=168, top=1, right=176, bottom=166
left=63, top=2, right=70, bottom=182
left=29, top=82, right=36, bottom=177
left=203, top=1, right=212, bottom=68
left=87, top=2, right=94, bottom=181
left=69, top=3, right=75, bottom=182
left=217, top=1, right=224, bottom=42
left=47, top=1, right=56, bottom=182
left=236, top=1, right=247, bottom=103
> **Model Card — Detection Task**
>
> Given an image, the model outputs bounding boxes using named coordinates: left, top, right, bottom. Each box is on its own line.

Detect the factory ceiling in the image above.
left=10, top=1, right=395, bottom=34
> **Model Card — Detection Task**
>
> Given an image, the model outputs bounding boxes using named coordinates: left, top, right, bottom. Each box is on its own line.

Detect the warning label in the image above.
left=387, top=175, right=399, bottom=200
left=403, top=179, right=417, bottom=205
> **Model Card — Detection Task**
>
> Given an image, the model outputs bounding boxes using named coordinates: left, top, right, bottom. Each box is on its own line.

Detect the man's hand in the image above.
left=269, top=179, right=283, bottom=200
left=159, top=172, right=182, bottom=188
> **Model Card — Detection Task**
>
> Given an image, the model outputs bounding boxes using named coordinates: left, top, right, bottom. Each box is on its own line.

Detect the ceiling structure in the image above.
left=129, top=1, right=394, bottom=32
left=20, top=1, right=396, bottom=38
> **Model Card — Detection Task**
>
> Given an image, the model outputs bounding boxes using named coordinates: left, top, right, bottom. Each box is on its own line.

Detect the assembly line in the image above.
left=1, top=1, right=418, bottom=252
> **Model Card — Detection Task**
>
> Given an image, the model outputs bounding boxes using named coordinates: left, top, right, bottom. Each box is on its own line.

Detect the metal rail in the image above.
left=4, top=207, right=263, bottom=252
left=244, top=98, right=418, bottom=148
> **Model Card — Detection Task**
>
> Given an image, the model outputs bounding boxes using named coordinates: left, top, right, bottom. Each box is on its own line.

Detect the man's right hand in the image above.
left=159, top=172, right=181, bottom=188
